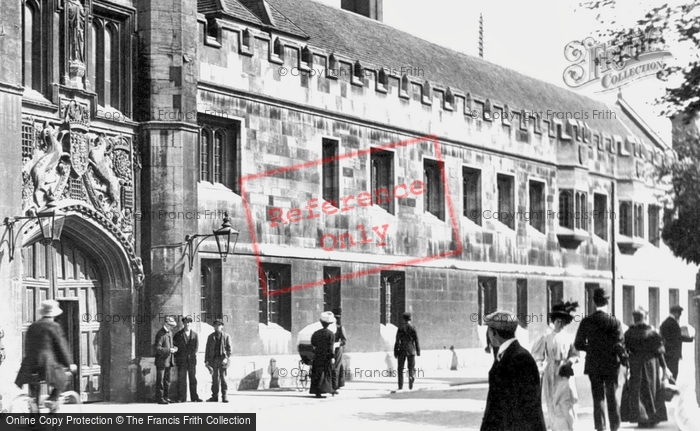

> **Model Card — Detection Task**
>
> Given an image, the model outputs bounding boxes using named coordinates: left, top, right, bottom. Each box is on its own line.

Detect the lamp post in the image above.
left=184, top=212, right=239, bottom=271
left=3, top=193, right=66, bottom=261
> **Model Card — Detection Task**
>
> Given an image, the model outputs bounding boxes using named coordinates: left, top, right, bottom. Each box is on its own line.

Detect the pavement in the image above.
left=51, top=363, right=691, bottom=431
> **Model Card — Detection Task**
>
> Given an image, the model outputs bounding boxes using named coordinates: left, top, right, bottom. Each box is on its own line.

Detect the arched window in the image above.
left=200, top=128, right=211, bottom=182
left=23, top=1, right=42, bottom=91
left=104, top=27, right=113, bottom=107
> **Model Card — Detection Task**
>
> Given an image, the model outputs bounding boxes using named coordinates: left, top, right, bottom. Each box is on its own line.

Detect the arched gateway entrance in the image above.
left=20, top=209, right=138, bottom=402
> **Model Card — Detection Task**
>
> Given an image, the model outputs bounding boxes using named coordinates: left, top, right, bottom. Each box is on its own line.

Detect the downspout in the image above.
left=611, top=181, right=616, bottom=316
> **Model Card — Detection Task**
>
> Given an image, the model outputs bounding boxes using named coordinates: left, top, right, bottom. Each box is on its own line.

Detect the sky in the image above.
left=313, top=0, right=694, bottom=143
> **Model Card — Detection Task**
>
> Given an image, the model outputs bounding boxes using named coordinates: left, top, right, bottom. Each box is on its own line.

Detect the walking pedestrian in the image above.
left=332, top=307, right=347, bottom=394
left=574, top=287, right=625, bottom=431
left=620, top=307, right=669, bottom=427
left=205, top=320, right=231, bottom=403
left=659, top=305, right=694, bottom=380
left=480, top=310, right=546, bottom=431
left=174, top=316, right=202, bottom=402
left=15, top=300, right=78, bottom=412
left=310, top=311, right=336, bottom=398
left=532, top=301, right=580, bottom=431
left=394, top=312, right=420, bottom=390
left=154, top=315, right=178, bottom=404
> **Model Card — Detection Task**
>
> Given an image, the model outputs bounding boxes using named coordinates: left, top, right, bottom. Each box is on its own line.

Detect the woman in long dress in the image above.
left=532, top=301, right=580, bottom=431
left=621, top=306, right=668, bottom=427
left=309, top=311, right=336, bottom=398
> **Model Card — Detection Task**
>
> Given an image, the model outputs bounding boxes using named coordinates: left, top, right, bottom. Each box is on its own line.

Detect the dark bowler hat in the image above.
left=402, top=312, right=412, bottom=321
left=213, top=320, right=224, bottom=326
left=182, top=316, right=193, bottom=323
left=670, top=305, right=684, bottom=313
left=593, top=287, right=610, bottom=302
left=333, top=307, right=342, bottom=316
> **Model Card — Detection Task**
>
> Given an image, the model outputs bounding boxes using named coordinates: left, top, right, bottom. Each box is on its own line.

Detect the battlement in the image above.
left=196, top=13, right=670, bottom=186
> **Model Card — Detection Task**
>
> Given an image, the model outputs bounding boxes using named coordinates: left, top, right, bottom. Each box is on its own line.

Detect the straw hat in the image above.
left=320, top=311, right=336, bottom=324
left=38, top=300, right=63, bottom=318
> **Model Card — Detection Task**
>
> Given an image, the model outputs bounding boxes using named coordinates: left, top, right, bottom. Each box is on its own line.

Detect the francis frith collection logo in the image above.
left=563, top=28, right=671, bottom=92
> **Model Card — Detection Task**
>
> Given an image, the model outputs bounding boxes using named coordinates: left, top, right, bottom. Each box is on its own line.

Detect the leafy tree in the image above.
left=583, top=0, right=700, bottom=264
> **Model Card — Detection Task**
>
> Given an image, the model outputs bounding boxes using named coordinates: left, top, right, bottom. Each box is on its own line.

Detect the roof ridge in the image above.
left=290, top=0, right=613, bottom=113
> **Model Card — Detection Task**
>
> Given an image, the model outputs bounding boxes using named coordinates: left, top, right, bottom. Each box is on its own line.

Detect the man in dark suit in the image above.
left=660, top=305, right=695, bottom=380
left=394, top=312, right=420, bottom=390
left=15, top=300, right=77, bottom=409
left=174, top=316, right=202, bottom=402
left=574, top=287, right=624, bottom=431
left=154, top=315, right=178, bottom=404
left=205, top=320, right=232, bottom=403
left=480, top=310, right=546, bottom=431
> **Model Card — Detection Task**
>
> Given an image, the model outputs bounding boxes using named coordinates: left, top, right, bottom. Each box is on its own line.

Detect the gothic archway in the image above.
left=20, top=207, right=138, bottom=402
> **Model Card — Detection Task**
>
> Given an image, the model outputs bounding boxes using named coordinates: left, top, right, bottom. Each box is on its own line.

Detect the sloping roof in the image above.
left=264, top=0, right=633, bottom=137
left=198, top=0, right=307, bottom=38
left=615, top=95, right=669, bottom=150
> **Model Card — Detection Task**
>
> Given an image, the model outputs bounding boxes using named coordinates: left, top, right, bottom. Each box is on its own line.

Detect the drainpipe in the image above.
left=611, top=181, right=616, bottom=316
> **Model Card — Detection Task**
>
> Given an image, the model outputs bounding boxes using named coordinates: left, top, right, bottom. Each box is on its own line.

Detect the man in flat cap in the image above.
left=154, top=315, right=178, bottom=404
left=574, top=287, right=624, bottom=431
left=332, top=307, right=347, bottom=394
left=480, top=310, right=545, bottom=431
left=394, top=312, right=420, bottom=390
left=174, top=316, right=202, bottom=402
left=660, top=304, right=694, bottom=380
left=205, top=320, right=232, bottom=403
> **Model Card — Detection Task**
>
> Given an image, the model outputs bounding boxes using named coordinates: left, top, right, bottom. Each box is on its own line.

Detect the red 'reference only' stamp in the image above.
left=240, top=135, right=462, bottom=297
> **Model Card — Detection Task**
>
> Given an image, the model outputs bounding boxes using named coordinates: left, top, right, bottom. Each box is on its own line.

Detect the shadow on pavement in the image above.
left=356, top=409, right=477, bottom=429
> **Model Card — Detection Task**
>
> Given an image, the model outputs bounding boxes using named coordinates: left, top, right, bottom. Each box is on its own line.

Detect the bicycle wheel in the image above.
left=57, top=391, right=82, bottom=413
left=299, top=366, right=309, bottom=391
left=8, top=394, right=35, bottom=413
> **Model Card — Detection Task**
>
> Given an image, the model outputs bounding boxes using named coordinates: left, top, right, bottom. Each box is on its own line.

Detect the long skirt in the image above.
left=309, top=358, right=334, bottom=395
left=620, top=358, right=667, bottom=424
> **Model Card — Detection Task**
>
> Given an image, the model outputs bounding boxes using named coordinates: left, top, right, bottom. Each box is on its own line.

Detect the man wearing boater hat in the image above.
left=15, top=300, right=77, bottom=411
left=480, top=310, right=545, bottom=431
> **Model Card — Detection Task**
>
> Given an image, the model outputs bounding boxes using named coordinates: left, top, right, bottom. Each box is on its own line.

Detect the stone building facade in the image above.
left=0, top=0, right=696, bottom=403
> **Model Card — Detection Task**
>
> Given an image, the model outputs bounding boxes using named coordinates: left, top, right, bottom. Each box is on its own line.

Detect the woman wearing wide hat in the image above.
left=532, top=301, right=580, bottom=431
left=309, top=311, right=336, bottom=398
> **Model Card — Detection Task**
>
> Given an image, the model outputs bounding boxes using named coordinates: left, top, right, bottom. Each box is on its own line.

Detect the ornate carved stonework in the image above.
left=21, top=98, right=141, bottom=285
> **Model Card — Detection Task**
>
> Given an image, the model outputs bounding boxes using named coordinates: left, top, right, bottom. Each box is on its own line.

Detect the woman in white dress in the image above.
left=532, top=301, right=580, bottom=431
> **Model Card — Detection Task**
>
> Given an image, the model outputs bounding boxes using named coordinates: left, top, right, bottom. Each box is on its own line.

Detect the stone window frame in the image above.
left=462, top=166, right=482, bottom=226
left=619, top=200, right=633, bottom=237
left=528, top=179, right=546, bottom=234
left=22, top=0, right=44, bottom=93
left=380, top=271, right=405, bottom=326
left=648, top=204, right=660, bottom=246
left=197, top=114, right=241, bottom=194
left=477, top=277, right=497, bottom=326
left=497, top=173, right=515, bottom=230
left=634, top=202, right=644, bottom=238
left=593, top=193, right=608, bottom=240
left=370, top=148, right=395, bottom=215
left=323, top=267, right=341, bottom=313
left=89, top=2, right=135, bottom=116
left=258, top=263, right=292, bottom=332
left=423, top=157, right=444, bottom=221
left=321, top=137, right=340, bottom=208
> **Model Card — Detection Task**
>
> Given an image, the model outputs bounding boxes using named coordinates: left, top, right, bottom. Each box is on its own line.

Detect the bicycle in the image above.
left=295, top=359, right=311, bottom=391
left=8, top=371, right=82, bottom=414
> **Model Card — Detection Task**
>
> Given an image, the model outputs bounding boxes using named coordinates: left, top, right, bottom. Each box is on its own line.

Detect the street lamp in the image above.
left=3, top=193, right=66, bottom=261
left=184, top=212, right=239, bottom=271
